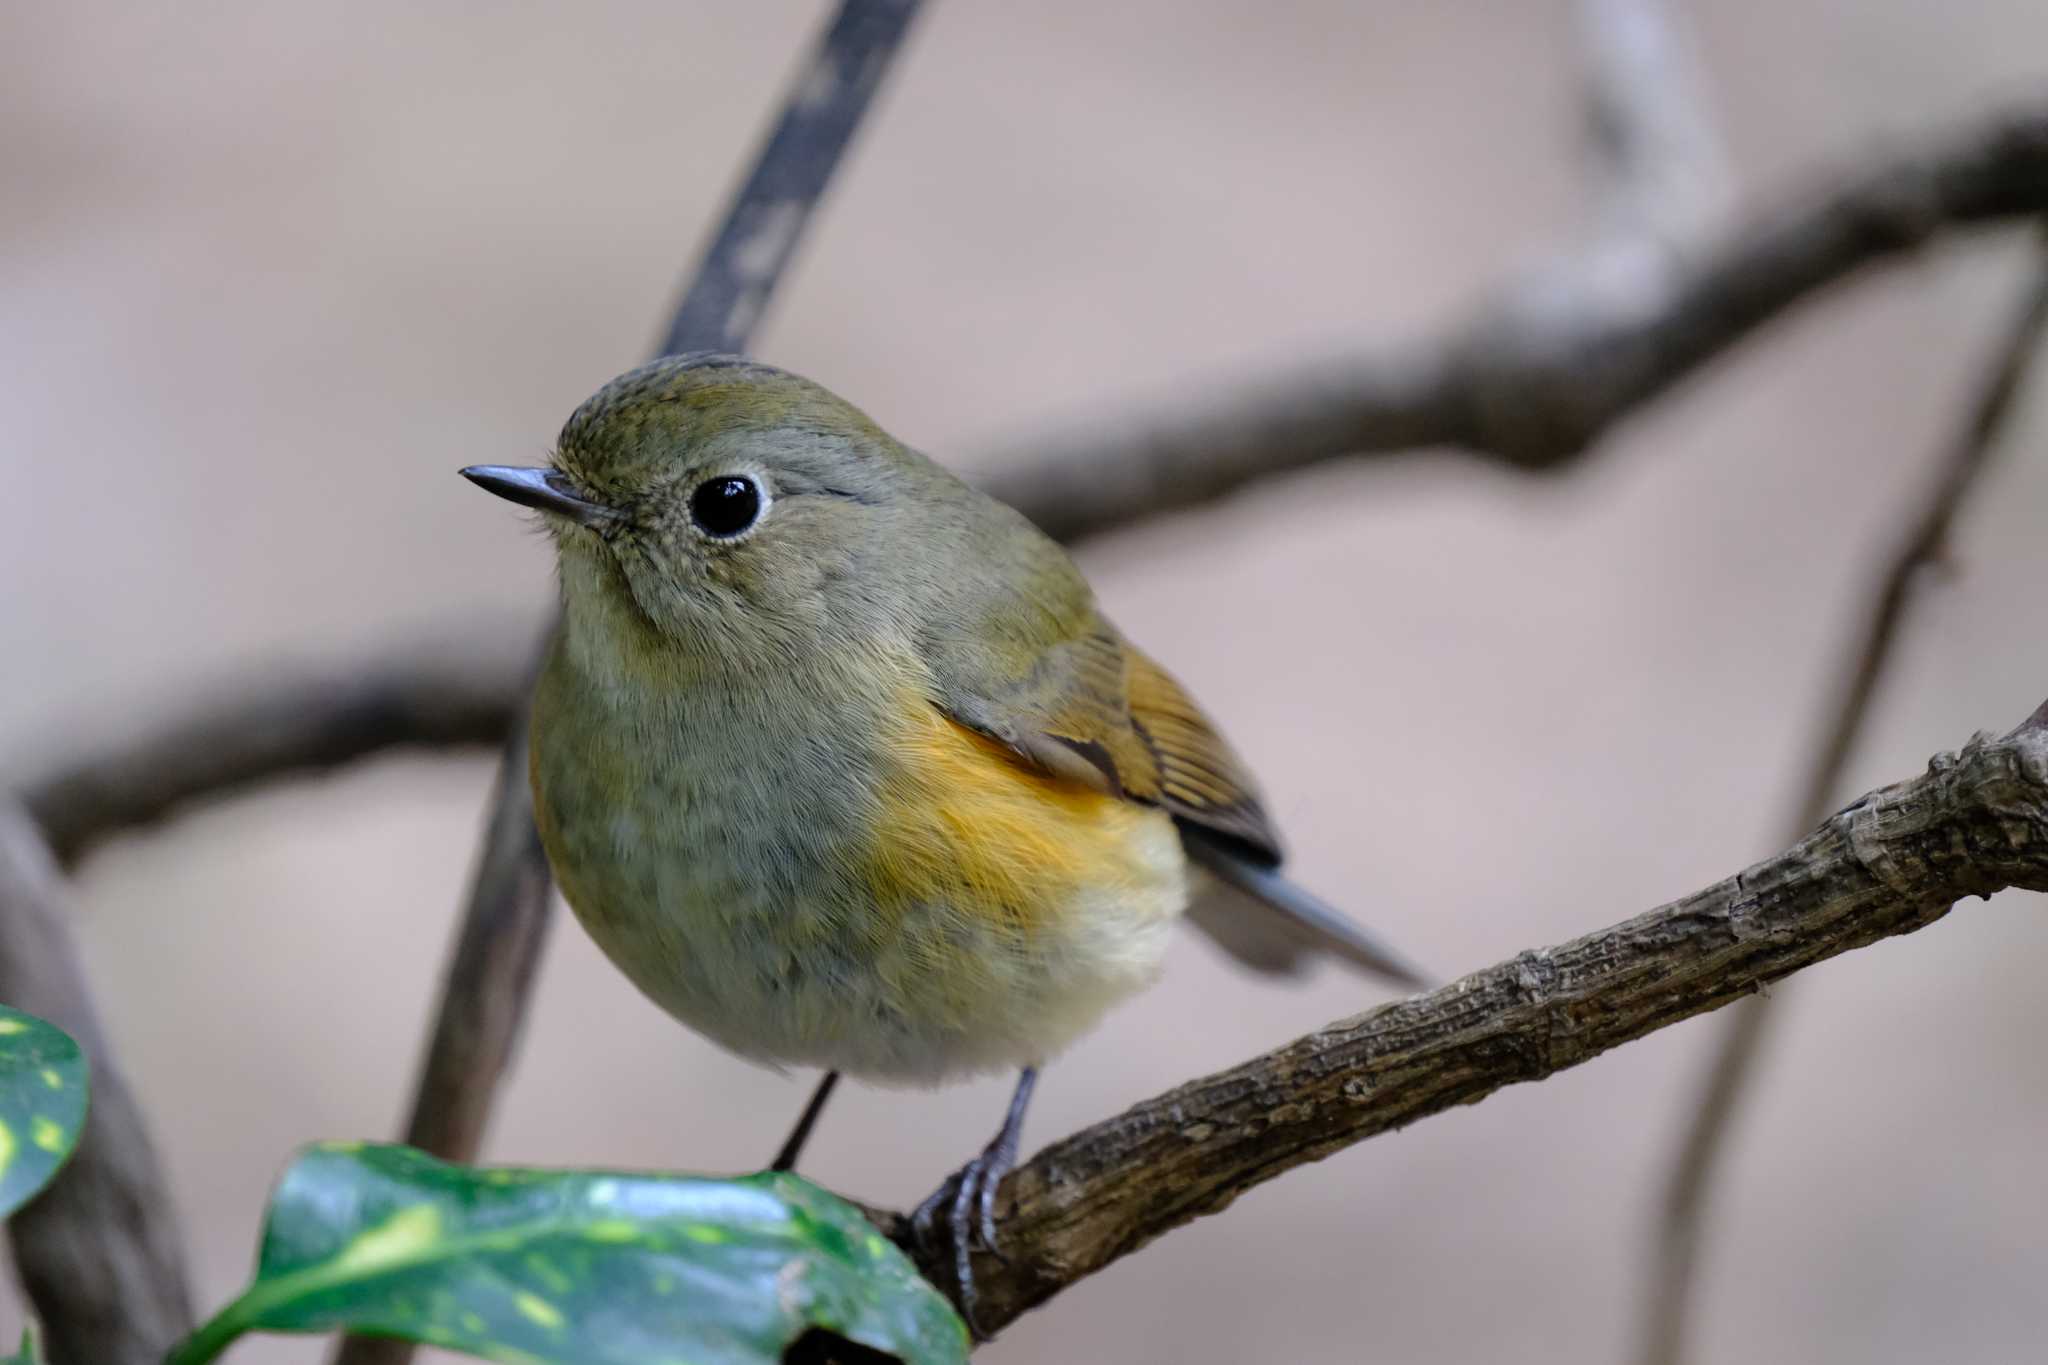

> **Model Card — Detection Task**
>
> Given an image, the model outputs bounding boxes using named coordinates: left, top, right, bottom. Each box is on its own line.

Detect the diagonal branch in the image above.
left=983, top=101, right=2048, bottom=544
left=0, top=801, right=194, bottom=1365
left=881, top=710, right=2048, bottom=1331
left=331, top=7, right=925, bottom=1365
left=1637, top=225, right=2048, bottom=1365
left=391, top=0, right=923, bottom=1172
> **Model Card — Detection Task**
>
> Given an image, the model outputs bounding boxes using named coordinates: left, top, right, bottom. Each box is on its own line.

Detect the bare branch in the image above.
left=984, top=102, right=2048, bottom=544
left=884, top=713, right=2048, bottom=1331
left=390, top=0, right=924, bottom=1170
left=0, top=800, right=194, bottom=1365
left=332, top=9, right=927, bottom=1365
left=1638, top=227, right=2048, bottom=1365
left=654, top=2, right=925, bottom=357
left=396, top=719, right=554, bottom=1160
left=22, top=646, right=526, bottom=869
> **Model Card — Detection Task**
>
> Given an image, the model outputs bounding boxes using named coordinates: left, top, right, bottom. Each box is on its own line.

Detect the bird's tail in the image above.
left=1179, top=826, right=1432, bottom=989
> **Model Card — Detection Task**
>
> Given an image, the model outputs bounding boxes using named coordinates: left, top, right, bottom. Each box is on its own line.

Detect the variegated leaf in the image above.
left=172, top=1142, right=967, bottom=1365
left=0, top=1005, right=87, bottom=1220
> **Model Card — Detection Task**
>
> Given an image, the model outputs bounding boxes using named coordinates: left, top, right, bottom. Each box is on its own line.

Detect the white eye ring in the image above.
left=686, top=472, right=771, bottom=541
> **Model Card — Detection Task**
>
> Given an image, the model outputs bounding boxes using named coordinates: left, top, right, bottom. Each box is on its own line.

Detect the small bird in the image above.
left=461, top=354, right=1423, bottom=1328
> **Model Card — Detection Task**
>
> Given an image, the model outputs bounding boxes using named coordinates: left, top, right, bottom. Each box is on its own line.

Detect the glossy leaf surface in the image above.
left=173, top=1142, right=966, bottom=1365
left=0, top=1005, right=87, bottom=1220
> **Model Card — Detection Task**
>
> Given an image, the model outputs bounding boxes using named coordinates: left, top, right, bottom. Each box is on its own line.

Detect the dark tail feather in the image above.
left=1180, top=827, right=1432, bottom=990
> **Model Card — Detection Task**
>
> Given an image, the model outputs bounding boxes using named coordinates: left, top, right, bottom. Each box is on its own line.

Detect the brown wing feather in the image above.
left=1118, top=646, right=1282, bottom=863
left=932, top=615, right=1428, bottom=987
left=934, top=616, right=1280, bottom=860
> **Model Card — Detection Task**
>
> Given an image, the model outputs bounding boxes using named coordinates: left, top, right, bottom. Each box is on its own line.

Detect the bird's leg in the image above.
left=910, top=1066, right=1037, bottom=1337
left=770, top=1070, right=840, bottom=1173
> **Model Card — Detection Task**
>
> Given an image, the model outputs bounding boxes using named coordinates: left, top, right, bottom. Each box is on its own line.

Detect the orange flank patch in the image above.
left=864, top=699, right=1157, bottom=936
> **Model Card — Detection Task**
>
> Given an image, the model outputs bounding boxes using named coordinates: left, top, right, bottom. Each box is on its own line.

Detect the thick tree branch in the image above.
left=1638, top=227, right=2048, bottom=1365
left=985, top=101, right=2048, bottom=544
left=0, top=801, right=194, bottom=1365
left=884, top=712, right=2048, bottom=1331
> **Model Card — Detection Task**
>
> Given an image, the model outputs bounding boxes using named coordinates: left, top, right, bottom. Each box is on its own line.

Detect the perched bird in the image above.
left=461, top=354, right=1423, bottom=1327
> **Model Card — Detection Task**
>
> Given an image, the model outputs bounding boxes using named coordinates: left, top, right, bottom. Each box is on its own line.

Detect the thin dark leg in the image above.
left=909, top=1066, right=1038, bottom=1338
left=770, top=1070, right=840, bottom=1173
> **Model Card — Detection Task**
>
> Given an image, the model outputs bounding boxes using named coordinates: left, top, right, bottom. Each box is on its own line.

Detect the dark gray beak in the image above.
left=459, top=465, right=612, bottom=527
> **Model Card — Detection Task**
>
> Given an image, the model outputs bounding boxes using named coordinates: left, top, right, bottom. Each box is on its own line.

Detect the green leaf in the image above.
left=0, top=1005, right=88, bottom=1220
left=172, top=1142, right=968, bottom=1365
left=0, top=1325, right=41, bottom=1364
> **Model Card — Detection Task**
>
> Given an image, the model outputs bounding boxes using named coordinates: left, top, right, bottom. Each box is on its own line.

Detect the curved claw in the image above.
left=907, top=1068, right=1039, bottom=1340
left=974, top=1166, right=1009, bottom=1264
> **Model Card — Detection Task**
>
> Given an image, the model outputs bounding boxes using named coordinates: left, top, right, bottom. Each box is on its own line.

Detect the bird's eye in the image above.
left=688, top=475, right=764, bottom=539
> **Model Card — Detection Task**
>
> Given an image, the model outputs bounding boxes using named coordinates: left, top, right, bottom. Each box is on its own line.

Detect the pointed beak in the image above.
left=459, top=465, right=613, bottom=527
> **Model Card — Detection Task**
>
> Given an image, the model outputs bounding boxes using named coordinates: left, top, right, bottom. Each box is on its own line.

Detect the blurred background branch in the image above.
left=1637, top=225, right=2048, bottom=1365
left=0, top=802, right=192, bottom=1365
left=24, top=646, right=526, bottom=869
left=329, top=5, right=928, bottom=1365
left=983, top=99, right=2048, bottom=543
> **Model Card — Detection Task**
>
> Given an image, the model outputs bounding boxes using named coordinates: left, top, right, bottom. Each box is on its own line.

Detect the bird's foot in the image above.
left=909, top=1123, right=1022, bottom=1338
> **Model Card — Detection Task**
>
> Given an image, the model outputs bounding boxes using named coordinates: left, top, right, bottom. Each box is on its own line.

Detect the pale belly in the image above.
left=531, top=647, right=1189, bottom=1085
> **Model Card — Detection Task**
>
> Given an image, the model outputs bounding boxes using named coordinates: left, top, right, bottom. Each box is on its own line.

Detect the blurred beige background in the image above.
left=6, top=3, right=2048, bottom=1362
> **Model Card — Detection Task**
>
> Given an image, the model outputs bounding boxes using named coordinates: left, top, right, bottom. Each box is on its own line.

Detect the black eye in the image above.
left=688, top=475, right=763, bottom=538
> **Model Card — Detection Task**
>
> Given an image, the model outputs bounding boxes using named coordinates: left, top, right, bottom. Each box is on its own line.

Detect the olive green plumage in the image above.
left=468, top=353, right=1422, bottom=1087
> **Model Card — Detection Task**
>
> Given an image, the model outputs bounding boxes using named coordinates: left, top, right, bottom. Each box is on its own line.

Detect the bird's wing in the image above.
left=927, top=614, right=1427, bottom=988
left=929, top=616, right=1281, bottom=859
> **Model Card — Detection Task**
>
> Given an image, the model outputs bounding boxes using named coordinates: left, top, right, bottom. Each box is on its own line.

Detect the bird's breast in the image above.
left=529, top=634, right=1186, bottom=1082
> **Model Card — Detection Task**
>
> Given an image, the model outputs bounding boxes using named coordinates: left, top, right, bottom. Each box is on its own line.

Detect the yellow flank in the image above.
left=865, top=694, right=1148, bottom=934
left=30, top=1117, right=62, bottom=1153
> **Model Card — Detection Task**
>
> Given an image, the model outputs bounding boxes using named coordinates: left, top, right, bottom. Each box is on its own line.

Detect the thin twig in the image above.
left=0, top=800, right=194, bottom=1365
left=1637, top=227, right=2048, bottom=1365
left=876, top=712, right=2048, bottom=1330
left=399, top=0, right=920, bottom=1166
left=984, top=101, right=2048, bottom=544
left=330, top=8, right=924, bottom=1365
left=654, top=2, right=924, bottom=358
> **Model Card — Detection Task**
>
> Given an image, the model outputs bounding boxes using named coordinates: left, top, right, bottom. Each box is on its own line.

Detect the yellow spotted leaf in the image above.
left=0, top=1005, right=87, bottom=1220
left=170, top=1142, right=967, bottom=1365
